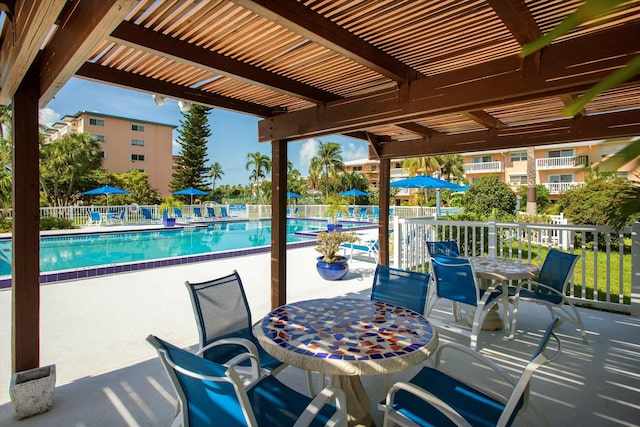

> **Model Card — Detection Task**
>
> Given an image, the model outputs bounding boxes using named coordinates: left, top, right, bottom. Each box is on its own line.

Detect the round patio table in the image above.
left=256, top=297, right=438, bottom=427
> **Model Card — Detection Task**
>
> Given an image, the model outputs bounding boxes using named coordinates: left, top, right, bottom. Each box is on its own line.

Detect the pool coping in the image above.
left=0, top=219, right=376, bottom=289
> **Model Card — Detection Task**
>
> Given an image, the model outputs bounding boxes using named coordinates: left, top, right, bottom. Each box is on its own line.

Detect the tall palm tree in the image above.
left=402, top=156, right=441, bottom=177
left=208, top=162, right=224, bottom=192
left=245, top=151, right=271, bottom=201
left=437, top=154, right=465, bottom=182
left=310, top=141, right=343, bottom=198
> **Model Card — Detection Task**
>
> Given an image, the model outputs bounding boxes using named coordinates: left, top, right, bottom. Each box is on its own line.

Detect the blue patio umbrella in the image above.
left=391, top=175, right=465, bottom=216
left=338, top=188, right=369, bottom=206
left=287, top=191, right=302, bottom=198
left=172, top=187, right=208, bottom=205
left=82, top=185, right=131, bottom=207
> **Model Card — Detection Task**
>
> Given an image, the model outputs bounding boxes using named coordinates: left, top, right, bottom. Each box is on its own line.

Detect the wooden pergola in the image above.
left=1, top=0, right=639, bottom=373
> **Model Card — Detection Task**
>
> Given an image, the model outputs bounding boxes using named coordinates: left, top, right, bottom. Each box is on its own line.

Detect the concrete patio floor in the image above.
left=1, top=245, right=638, bottom=426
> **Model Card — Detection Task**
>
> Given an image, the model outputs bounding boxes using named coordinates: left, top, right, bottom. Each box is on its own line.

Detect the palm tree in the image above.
left=526, top=147, right=537, bottom=213
left=310, top=141, right=343, bottom=198
left=437, top=154, right=464, bottom=182
left=245, top=151, right=271, bottom=201
left=402, top=156, right=441, bottom=177
left=208, top=162, right=224, bottom=192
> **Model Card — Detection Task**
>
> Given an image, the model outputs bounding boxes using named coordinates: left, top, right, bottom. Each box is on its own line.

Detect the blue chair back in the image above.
left=141, top=207, right=152, bottom=220
left=348, top=207, right=355, bottom=218
left=90, top=211, right=101, bottom=221
left=193, top=207, right=202, bottom=217
left=207, top=207, right=216, bottom=217
left=371, top=265, right=430, bottom=314
left=174, top=207, right=183, bottom=218
left=426, top=241, right=460, bottom=257
left=536, top=249, right=579, bottom=295
left=220, top=207, right=229, bottom=217
left=430, top=255, right=479, bottom=307
left=147, top=335, right=251, bottom=427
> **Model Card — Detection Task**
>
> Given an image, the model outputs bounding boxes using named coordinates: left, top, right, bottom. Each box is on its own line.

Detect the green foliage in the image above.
left=245, top=151, right=271, bottom=201
left=314, top=231, right=358, bottom=263
left=309, top=141, right=344, bottom=198
left=170, top=105, right=212, bottom=193
left=113, top=170, right=163, bottom=205
left=40, top=133, right=103, bottom=206
left=514, top=213, right=552, bottom=224
left=461, top=176, right=516, bottom=219
left=557, top=175, right=636, bottom=227
left=0, top=217, right=11, bottom=232
left=517, top=184, right=551, bottom=212
left=159, top=196, right=183, bottom=218
left=39, top=217, right=76, bottom=230
left=324, top=196, right=349, bottom=223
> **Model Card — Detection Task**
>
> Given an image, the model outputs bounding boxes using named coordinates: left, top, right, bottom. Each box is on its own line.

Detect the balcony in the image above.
left=463, top=161, right=503, bottom=174
left=536, top=155, right=589, bottom=170
left=390, top=168, right=406, bottom=178
left=543, top=181, right=585, bottom=194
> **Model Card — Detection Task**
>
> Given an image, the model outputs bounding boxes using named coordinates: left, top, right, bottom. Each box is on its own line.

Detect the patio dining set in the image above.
left=148, top=243, right=585, bottom=427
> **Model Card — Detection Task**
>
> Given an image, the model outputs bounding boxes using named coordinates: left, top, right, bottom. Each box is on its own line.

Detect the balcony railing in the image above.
left=463, top=161, right=503, bottom=174
left=543, top=181, right=585, bottom=194
left=536, top=155, right=589, bottom=169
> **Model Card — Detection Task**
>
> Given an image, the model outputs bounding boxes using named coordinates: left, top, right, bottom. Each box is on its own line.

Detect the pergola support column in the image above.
left=12, top=57, right=41, bottom=373
left=378, top=158, right=390, bottom=266
left=270, top=139, right=287, bottom=309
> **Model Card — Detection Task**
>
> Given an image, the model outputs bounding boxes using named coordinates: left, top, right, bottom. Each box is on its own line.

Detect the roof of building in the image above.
left=61, top=111, right=177, bottom=129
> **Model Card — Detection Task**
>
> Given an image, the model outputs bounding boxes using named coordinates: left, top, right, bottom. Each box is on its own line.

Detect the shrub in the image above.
left=462, top=176, right=516, bottom=219
left=39, top=217, right=76, bottom=230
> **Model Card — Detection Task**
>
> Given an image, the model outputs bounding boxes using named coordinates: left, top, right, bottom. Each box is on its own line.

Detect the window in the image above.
left=548, top=149, right=573, bottom=158
left=131, top=154, right=145, bottom=161
left=599, top=144, right=625, bottom=157
left=473, top=155, right=492, bottom=163
left=89, top=117, right=105, bottom=126
left=511, top=152, right=527, bottom=162
left=371, top=165, right=378, bottom=171
left=136, top=169, right=145, bottom=173
left=131, top=123, right=145, bottom=132
left=509, top=174, right=527, bottom=185
left=92, top=134, right=105, bottom=142
left=353, top=166, right=362, bottom=171
left=131, top=139, right=145, bottom=146
left=548, top=174, right=573, bottom=183
left=100, top=151, right=106, bottom=159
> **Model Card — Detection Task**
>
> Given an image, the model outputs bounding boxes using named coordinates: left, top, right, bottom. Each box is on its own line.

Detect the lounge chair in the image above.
left=193, top=207, right=203, bottom=220
left=206, top=206, right=216, bottom=219
left=140, top=207, right=157, bottom=223
left=87, top=211, right=103, bottom=226
left=220, top=206, right=229, bottom=218
left=380, top=318, right=561, bottom=427
left=147, top=335, right=347, bottom=427
left=348, top=207, right=355, bottom=218
left=372, top=206, right=380, bottom=222
left=173, top=207, right=184, bottom=220
left=358, top=207, right=368, bottom=221
left=340, top=238, right=379, bottom=261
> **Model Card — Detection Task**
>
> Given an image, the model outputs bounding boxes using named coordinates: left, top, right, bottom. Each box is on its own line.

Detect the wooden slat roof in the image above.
left=1, top=0, right=639, bottom=157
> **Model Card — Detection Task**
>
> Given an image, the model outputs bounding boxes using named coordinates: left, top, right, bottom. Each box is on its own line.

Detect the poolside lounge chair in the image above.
left=358, top=207, right=368, bottom=220
left=340, top=238, right=379, bottom=261
left=380, top=318, right=561, bottom=427
left=193, top=207, right=203, bottom=220
left=140, top=207, right=157, bottom=223
left=147, top=335, right=347, bottom=427
left=348, top=207, right=355, bottom=218
left=173, top=207, right=184, bottom=220
left=204, top=206, right=215, bottom=219
left=372, top=206, right=380, bottom=222
left=87, top=211, right=103, bottom=226
left=220, top=206, right=229, bottom=218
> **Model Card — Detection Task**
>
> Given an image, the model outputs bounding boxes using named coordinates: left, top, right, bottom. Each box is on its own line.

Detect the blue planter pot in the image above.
left=163, top=217, right=176, bottom=227
left=327, top=223, right=343, bottom=232
left=316, top=256, right=349, bottom=281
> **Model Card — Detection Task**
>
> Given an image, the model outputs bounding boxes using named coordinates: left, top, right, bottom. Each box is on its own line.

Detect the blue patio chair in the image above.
left=184, top=271, right=285, bottom=377
left=340, top=238, right=379, bottom=261
left=425, top=255, right=504, bottom=350
left=509, top=249, right=586, bottom=342
left=348, top=207, right=355, bottom=218
left=193, top=207, right=203, bottom=220
left=173, top=207, right=184, bottom=219
left=358, top=207, right=368, bottom=220
left=147, top=335, right=347, bottom=427
left=372, top=206, right=380, bottom=221
left=220, top=206, right=229, bottom=218
left=371, top=264, right=430, bottom=315
left=380, top=318, right=561, bottom=427
left=140, top=207, right=157, bottom=223
left=426, top=241, right=460, bottom=257
left=87, top=211, right=103, bottom=225
left=206, top=206, right=216, bottom=219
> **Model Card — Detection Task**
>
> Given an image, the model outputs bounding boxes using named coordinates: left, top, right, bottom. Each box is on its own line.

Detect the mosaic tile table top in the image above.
left=256, top=297, right=438, bottom=376
left=469, top=256, right=539, bottom=282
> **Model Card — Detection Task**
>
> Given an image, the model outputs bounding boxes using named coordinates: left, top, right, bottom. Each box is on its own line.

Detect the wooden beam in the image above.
left=378, top=158, right=390, bottom=266
left=487, top=0, right=540, bottom=45
left=271, top=139, right=287, bottom=309
left=396, top=122, right=443, bottom=137
left=12, top=57, right=41, bottom=373
left=372, top=109, right=640, bottom=158
left=233, top=0, right=420, bottom=82
left=76, top=62, right=275, bottom=117
left=0, top=0, right=66, bottom=104
left=38, top=0, right=137, bottom=106
left=258, top=22, right=639, bottom=141
left=109, top=21, right=340, bottom=103
left=462, top=111, right=507, bottom=129
left=560, top=94, right=586, bottom=118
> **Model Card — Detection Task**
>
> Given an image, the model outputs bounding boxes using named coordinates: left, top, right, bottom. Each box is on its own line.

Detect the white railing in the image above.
left=543, top=181, right=585, bottom=194
left=536, top=155, right=589, bottom=169
left=463, top=161, right=503, bottom=173
left=392, top=216, right=637, bottom=314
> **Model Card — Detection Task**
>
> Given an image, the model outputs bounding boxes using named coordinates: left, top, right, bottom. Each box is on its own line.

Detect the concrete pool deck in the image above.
left=1, top=241, right=639, bottom=426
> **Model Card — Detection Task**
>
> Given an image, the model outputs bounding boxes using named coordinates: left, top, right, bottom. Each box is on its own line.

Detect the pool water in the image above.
left=0, top=219, right=367, bottom=277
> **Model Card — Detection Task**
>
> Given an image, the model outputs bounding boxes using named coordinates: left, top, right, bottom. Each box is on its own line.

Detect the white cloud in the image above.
left=298, top=138, right=319, bottom=173
left=39, top=108, right=60, bottom=126
left=341, top=142, right=368, bottom=161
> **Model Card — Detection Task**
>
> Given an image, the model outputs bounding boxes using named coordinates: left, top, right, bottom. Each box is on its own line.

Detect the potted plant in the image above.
left=314, top=230, right=359, bottom=280
left=159, top=196, right=183, bottom=227
left=325, top=196, right=349, bottom=232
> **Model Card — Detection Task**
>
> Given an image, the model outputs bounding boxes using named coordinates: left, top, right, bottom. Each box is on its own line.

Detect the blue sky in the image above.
left=41, top=78, right=369, bottom=186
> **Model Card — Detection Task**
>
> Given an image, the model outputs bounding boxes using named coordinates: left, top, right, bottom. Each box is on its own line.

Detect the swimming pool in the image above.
left=0, top=219, right=372, bottom=287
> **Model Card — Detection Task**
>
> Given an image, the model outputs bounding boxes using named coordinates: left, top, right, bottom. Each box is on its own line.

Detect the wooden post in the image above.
left=271, top=140, right=287, bottom=309
left=12, top=58, right=41, bottom=373
left=378, top=158, right=390, bottom=266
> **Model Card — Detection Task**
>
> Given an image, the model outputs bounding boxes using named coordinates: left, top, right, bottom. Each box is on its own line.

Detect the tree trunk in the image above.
left=526, top=147, right=537, bottom=214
